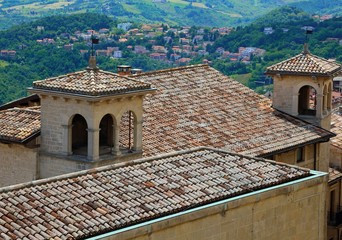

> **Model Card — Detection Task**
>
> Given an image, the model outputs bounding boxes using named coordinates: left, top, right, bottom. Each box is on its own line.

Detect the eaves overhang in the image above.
left=27, top=87, right=157, bottom=102
left=0, top=130, right=41, bottom=145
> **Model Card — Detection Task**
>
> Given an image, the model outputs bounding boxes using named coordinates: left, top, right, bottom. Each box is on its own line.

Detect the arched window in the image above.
left=119, top=110, right=136, bottom=153
left=72, top=114, right=88, bottom=156
left=298, top=85, right=317, bottom=116
left=323, top=85, right=328, bottom=112
left=99, top=114, right=114, bottom=155
left=328, top=82, right=332, bottom=111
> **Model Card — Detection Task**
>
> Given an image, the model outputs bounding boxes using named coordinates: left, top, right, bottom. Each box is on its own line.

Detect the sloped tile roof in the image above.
left=31, top=69, right=153, bottom=97
left=329, top=167, right=342, bottom=183
left=331, top=113, right=342, bottom=149
left=265, top=51, right=341, bottom=76
left=0, top=147, right=310, bottom=239
left=132, top=65, right=334, bottom=157
left=0, top=107, right=40, bottom=143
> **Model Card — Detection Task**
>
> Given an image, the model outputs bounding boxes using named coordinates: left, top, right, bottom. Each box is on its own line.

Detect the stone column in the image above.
left=292, top=94, right=299, bottom=116
left=112, top=124, right=121, bottom=156
left=133, top=119, right=143, bottom=152
left=316, top=93, right=323, bottom=118
left=61, top=124, right=73, bottom=155
left=87, top=128, right=100, bottom=161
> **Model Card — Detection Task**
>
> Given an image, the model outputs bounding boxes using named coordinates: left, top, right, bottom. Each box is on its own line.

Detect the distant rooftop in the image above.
left=0, top=147, right=311, bottom=239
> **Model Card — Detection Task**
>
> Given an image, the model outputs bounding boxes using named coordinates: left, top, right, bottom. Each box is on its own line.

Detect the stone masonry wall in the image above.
left=103, top=173, right=327, bottom=240
left=0, top=143, right=38, bottom=187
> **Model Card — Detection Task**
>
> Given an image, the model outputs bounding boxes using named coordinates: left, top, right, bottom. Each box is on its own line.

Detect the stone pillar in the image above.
left=133, top=119, right=143, bottom=152
left=62, top=124, right=73, bottom=155
left=112, top=124, right=121, bottom=156
left=316, top=93, right=323, bottom=118
left=293, top=94, right=299, bottom=116
left=87, top=128, right=100, bottom=161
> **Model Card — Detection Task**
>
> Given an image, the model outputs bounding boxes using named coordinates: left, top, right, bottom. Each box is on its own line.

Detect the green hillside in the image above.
left=0, top=0, right=341, bottom=30
left=0, top=8, right=341, bottom=104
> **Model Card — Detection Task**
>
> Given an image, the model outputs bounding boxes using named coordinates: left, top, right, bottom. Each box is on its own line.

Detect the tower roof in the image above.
left=265, top=50, right=341, bottom=76
left=30, top=68, right=153, bottom=97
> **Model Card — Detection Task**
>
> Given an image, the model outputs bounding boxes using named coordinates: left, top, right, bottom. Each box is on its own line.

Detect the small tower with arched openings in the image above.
left=266, top=44, right=341, bottom=130
left=28, top=56, right=156, bottom=178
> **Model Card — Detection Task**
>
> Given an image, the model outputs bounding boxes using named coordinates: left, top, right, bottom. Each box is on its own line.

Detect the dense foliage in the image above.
left=196, top=7, right=342, bottom=90
left=0, top=0, right=341, bottom=29
left=0, top=7, right=341, bottom=104
left=0, top=13, right=172, bottom=104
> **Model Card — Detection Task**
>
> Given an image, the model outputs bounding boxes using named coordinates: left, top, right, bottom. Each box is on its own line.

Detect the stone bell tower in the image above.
left=28, top=56, right=156, bottom=178
left=266, top=44, right=341, bottom=130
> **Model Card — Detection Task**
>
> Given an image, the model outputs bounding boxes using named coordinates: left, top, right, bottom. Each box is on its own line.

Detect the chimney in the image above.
left=117, top=65, right=132, bottom=76
left=131, top=68, right=143, bottom=75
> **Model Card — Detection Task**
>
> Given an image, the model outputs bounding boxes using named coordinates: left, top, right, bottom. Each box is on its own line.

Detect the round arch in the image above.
left=298, top=85, right=317, bottom=116
left=71, top=114, right=88, bottom=156
left=323, top=84, right=328, bottom=112
left=99, top=114, right=116, bottom=155
left=328, top=81, right=332, bottom=110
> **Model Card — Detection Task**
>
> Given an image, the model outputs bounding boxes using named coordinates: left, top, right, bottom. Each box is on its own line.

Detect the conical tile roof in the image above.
left=266, top=49, right=341, bottom=76
left=32, top=68, right=153, bottom=97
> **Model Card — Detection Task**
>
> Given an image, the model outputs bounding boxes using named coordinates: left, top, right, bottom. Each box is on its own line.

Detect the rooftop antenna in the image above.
left=88, top=32, right=99, bottom=69
left=91, top=32, right=99, bottom=56
left=304, top=27, right=313, bottom=54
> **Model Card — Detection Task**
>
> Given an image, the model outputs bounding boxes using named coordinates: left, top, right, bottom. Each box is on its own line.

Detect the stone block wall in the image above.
left=0, top=143, right=38, bottom=187
left=102, top=172, right=327, bottom=240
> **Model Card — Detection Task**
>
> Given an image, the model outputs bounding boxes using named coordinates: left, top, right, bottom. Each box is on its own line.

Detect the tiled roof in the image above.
left=329, top=167, right=342, bottom=183
left=0, top=147, right=311, bottom=239
left=31, top=68, right=153, bottom=97
left=0, top=107, right=40, bottom=143
left=331, top=113, right=342, bottom=149
left=265, top=51, right=341, bottom=76
left=132, top=65, right=334, bottom=157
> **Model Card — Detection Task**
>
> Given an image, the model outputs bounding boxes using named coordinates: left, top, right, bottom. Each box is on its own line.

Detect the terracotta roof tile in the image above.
left=0, top=147, right=310, bottom=239
left=331, top=113, right=342, bottom=149
left=265, top=51, right=341, bottom=76
left=0, top=107, right=40, bottom=143
left=132, top=65, right=334, bottom=157
left=32, top=69, right=153, bottom=97
left=329, top=167, right=342, bottom=183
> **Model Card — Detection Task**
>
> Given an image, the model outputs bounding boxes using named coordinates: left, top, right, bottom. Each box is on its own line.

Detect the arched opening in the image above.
left=99, top=114, right=114, bottom=155
left=298, top=85, right=317, bottom=116
left=72, top=114, right=88, bottom=156
left=328, top=82, right=332, bottom=111
left=323, top=85, right=328, bottom=112
left=119, top=110, right=136, bottom=153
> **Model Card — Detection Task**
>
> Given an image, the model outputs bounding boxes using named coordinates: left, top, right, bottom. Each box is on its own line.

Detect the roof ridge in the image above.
left=132, top=64, right=210, bottom=77
left=11, top=107, right=40, bottom=114
left=0, top=147, right=210, bottom=193
left=0, top=146, right=312, bottom=194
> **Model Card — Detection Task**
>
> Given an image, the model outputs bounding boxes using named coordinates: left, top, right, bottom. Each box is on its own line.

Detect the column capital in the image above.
left=86, top=128, right=100, bottom=133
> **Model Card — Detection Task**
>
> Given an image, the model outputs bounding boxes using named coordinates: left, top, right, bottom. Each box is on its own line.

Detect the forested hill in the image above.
left=0, top=8, right=341, bottom=105
left=0, top=13, right=172, bottom=104
left=210, top=7, right=342, bottom=60
left=0, top=0, right=341, bottom=30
